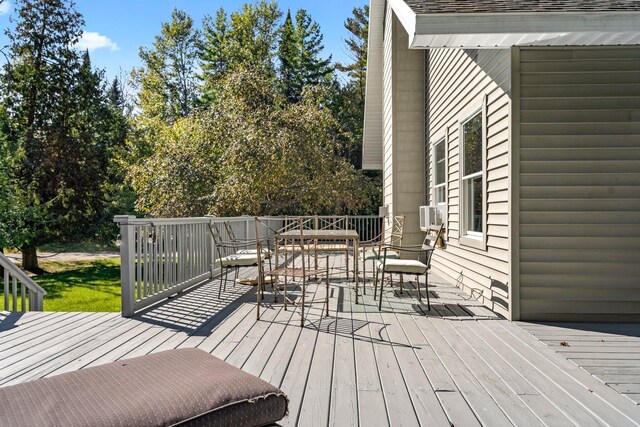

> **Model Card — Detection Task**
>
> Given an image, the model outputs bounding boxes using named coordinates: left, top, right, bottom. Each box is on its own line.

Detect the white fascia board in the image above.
left=414, top=11, right=640, bottom=36
left=388, top=0, right=416, bottom=44
left=385, top=2, right=640, bottom=48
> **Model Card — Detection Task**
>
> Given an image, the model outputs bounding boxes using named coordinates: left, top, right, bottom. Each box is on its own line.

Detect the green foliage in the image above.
left=200, top=1, right=281, bottom=101
left=332, top=5, right=369, bottom=169
left=0, top=0, right=132, bottom=265
left=127, top=67, right=375, bottom=217
left=276, top=9, right=333, bottom=103
left=132, top=8, right=201, bottom=122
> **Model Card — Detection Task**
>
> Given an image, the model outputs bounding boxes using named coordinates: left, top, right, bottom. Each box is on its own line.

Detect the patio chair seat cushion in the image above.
left=236, top=248, right=272, bottom=258
left=314, top=243, right=349, bottom=251
left=359, top=250, right=400, bottom=261
left=377, top=258, right=428, bottom=275
left=0, top=348, right=289, bottom=427
left=218, top=253, right=259, bottom=267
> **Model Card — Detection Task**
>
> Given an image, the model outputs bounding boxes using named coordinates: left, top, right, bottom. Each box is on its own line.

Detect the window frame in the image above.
left=432, top=137, right=447, bottom=208
left=458, top=102, right=487, bottom=250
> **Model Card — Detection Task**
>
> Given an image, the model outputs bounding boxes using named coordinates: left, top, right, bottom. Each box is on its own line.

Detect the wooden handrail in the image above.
left=0, top=252, right=47, bottom=311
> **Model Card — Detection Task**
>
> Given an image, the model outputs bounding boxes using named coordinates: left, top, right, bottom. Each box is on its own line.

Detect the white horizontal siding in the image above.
left=427, top=49, right=512, bottom=318
left=518, top=47, right=640, bottom=322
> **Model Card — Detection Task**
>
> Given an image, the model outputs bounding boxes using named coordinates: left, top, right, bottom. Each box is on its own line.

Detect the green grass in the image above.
left=2, top=258, right=122, bottom=312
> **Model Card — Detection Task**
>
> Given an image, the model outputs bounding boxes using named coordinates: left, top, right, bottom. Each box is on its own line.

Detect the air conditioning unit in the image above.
left=420, top=205, right=446, bottom=231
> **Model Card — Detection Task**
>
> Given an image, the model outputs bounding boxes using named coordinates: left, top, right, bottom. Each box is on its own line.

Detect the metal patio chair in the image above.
left=376, top=224, right=445, bottom=311
left=358, top=215, right=405, bottom=294
left=255, top=217, right=329, bottom=327
left=208, top=222, right=261, bottom=298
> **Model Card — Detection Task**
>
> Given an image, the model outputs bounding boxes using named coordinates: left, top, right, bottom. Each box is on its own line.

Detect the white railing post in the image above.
left=205, top=215, right=216, bottom=278
left=115, top=215, right=136, bottom=317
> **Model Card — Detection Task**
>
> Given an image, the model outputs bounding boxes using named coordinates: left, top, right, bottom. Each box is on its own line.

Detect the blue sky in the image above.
left=0, top=0, right=366, bottom=81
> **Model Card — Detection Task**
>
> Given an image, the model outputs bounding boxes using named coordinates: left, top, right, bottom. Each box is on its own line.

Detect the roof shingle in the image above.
left=404, top=0, right=640, bottom=14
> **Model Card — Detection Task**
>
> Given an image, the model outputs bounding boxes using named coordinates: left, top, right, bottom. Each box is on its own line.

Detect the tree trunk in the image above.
left=21, top=245, right=39, bottom=272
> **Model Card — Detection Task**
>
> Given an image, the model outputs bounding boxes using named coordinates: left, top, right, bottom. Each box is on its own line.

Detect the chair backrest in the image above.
left=316, top=215, right=347, bottom=231
left=388, top=215, right=405, bottom=247
left=223, top=221, right=239, bottom=251
left=207, top=222, right=228, bottom=258
left=422, top=223, right=445, bottom=266
left=279, top=216, right=314, bottom=233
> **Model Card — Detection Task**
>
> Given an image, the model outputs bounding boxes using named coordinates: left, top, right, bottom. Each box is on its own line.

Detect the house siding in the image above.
left=427, top=49, right=512, bottom=318
left=518, top=47, right=640, bottom=322
left=383, top=10, right=426, bottom=247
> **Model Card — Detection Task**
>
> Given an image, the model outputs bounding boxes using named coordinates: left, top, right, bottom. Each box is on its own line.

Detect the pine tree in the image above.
left=336, top=5, right=369, bottom=100
left=294, top=10, right=333, bottom=88
left=1, top=0, right=120, bottom=270
left=277, top=10, right=298, bottom=103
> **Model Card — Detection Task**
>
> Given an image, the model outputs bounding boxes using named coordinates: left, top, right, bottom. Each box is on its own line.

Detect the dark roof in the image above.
left=404, top=0, right=640, bottom=14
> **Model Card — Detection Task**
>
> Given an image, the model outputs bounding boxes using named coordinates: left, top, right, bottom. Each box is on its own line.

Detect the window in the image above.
left=461, top=112, right=483, bottom=238
left=433, top=139, right=446, bottom=206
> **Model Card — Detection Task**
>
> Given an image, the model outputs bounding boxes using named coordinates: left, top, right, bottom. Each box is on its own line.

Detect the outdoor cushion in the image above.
left=359, top=250, right=400, bottom=261
left=237, top=248, right=271, bottom=258
left=0, top=348, right=289, bottom=427
left=377, top=258, right=428, bottom=275
left=218, top=253, right=259, bottom=267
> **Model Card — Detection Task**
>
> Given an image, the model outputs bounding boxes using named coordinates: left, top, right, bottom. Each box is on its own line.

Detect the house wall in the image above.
left=382, top=10, right=426, bottom=247
left=517, top=47, right=640, bottom=322
left=426, top=48, right=513, bottom=318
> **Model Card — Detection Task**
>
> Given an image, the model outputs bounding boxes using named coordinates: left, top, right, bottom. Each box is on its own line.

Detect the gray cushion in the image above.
left=0, top=348, right=288, bottom=427
left=218, top=253, right=259, bottom=267
left=359, top=250, right=400, bottom=261
left=377, top=258, right=428, bottom=274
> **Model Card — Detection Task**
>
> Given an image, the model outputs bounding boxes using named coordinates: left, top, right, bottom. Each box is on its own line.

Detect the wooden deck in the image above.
left=1, top=254, right=640, bottom=426
left=519, top=322, right=640, bottom=406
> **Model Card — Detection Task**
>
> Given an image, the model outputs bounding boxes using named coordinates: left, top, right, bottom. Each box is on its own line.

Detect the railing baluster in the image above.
left=12, top=276, right=17, bottom=311
left=4, top=269, right=8, bottom=311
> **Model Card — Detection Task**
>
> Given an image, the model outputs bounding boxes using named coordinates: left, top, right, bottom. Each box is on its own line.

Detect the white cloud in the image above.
left=77, top=31, right=119, bottom=52
left=0, top=1, right=11, bottom=15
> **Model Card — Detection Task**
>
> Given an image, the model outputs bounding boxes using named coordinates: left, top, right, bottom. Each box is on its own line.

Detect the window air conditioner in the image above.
left=420, top=205, right=445, bottom=231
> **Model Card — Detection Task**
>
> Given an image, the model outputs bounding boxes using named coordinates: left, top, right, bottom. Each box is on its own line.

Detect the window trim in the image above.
left=458, top=101, right=487, bottom=250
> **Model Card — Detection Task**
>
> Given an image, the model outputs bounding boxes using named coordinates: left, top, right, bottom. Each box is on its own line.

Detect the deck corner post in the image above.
left=115, top=215, right=136, bottom=317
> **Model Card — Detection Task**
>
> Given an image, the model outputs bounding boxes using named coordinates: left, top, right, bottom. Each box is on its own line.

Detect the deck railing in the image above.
left=1, top=252, right=47, bottom=312
left=115, top=215, right=382, bottom=317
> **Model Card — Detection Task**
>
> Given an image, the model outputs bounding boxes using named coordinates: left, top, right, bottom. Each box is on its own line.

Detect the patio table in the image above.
left=276, top=229, right=361, bottom=303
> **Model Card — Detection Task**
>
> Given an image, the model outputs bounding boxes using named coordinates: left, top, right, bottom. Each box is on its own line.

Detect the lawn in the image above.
left=18, top=258, right=121, bottom=312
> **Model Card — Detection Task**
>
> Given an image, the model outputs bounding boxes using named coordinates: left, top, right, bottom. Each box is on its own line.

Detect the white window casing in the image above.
left=459, top=98, right=488, bottom=250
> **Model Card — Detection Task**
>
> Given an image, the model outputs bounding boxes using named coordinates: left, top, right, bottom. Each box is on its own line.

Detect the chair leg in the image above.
left=234, top=267, right=239, bottom=287
left=425, top=271, right=430, bottom=310
left=399, top=273, right=404, bottom=294
left=325, top=260, right=330, bottom=317
left=373, top=261, right=378, bottom=301
left=378, top=269, right=385, bottom=311
left=345, top=250, right=349, bottom=281
left=362, top=255, right=367, bottom=295
left=256, top=281, right=261, bottom=320
left=301, top=277, right=306, bottom=327
left=218, top=267, right=224, bottom=298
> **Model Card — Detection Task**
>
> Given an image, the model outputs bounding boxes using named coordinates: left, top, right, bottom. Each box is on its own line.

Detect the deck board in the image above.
left=1, top=253, right=640, bottom=426
left=519, top=321, right=640, bottom=406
